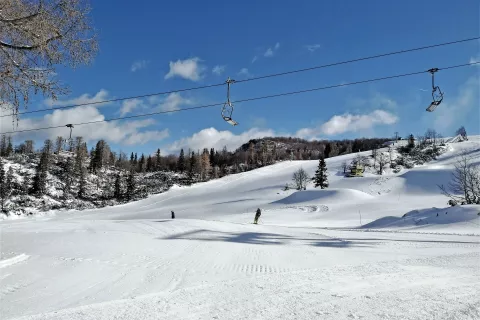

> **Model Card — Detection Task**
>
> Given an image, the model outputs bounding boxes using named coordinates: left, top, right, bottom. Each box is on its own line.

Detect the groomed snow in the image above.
left=1, top=137, right=479, bottom=319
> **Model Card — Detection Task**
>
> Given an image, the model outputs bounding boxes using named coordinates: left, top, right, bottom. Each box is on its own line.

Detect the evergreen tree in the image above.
left=248, top=142, right=255, bottom=169
left=0, top=159, right=8, bottom=212
left=188, top=151, right=196, bottom=180
left=130, top=152, right=135, bottom=166
left=146, top=156, right=153, bottom=172
left=134, top=153, right=138, bottom=166
left=177, top=149, right=186, bottom=172
left=32, top=153, right=48, bottom=195
left=88, top=147, right=96, bottom=173
left=0, top=135, right=7, bottom=156
left=114, top=173, right=122, bottom=200
left=75, top=139, right=87, bottom=175
left=62, top=157, right=74, bottom=200
left=408, top=134, right=415, bottom=148
left=324, top=143, right=331, bottom=158
left=78, top=167, right=87, bottom=199
left=31, top=140, right=52, bottom=195
left=155, top=149, right=162, bottom=171
left=126, top=168, right=136, bottom=200
left=92, top=140, right=106, bottom=173
left=138, top=153, right=145, bottom=172
left=313, top=158, right=329, bottom=189
left=456, top=126, right=468, bottom=140
left=21, top=171, right=32, bottom=195
left=209, top=148, right=216, bottom=167
left=6, top=136, right=13, bottom=156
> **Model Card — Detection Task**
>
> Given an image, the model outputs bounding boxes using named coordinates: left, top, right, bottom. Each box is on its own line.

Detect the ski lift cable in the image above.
left=0, top=61, right=477, bottom=135
left=1, top=36, right=478, bottom=119
left=234, top=37, right=480, bottom=84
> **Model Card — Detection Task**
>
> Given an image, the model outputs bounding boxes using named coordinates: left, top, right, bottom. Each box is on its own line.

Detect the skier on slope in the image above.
left=254, top=208, right=261, bottom=224
left=171, top=210, right=175, bottom=219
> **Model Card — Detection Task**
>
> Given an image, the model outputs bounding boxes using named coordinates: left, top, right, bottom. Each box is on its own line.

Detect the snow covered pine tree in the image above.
left=313, top=158, right=329, bottom=189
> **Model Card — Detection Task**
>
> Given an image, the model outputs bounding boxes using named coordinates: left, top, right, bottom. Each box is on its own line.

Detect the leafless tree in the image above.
left=292, top=167, right=309, bottom=190
left=417, top=135, right=426, bottom=148
left=371, top=147, right=378, bottom=168
left=378, top=153, right=388, bottom=175
left=55, top=136, right=63, bottom=154
left=200, top=149, right=211, bottom=181
left=0, top=0, right=98, bottom=119
left=438, top=150, right=480, bottom=204
left=25, top=139, right=34, bottom=153
left=425, top=128, right=439, bottom=146
left=388, top=145, right=393, bottom=165
left=341, top=161, right=348, bottom=174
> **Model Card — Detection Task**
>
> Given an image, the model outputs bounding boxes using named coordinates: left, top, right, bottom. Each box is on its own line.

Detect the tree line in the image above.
left=1, top=126, right=468, bottom=214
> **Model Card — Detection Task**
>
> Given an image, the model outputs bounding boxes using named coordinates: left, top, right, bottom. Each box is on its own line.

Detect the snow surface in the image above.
left=1, top=137, right=479, bottom=319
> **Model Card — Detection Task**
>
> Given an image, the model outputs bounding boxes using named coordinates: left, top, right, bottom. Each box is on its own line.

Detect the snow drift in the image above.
left=271, top=189, right=373, bottom=205
left=361, top=205, right=480, bottom=232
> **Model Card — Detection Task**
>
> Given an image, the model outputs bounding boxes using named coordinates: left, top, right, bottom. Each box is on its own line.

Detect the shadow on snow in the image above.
left=159, top=229, right=375, bottom=248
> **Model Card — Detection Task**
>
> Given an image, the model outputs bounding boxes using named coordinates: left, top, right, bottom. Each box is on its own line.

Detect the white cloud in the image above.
left=470, top=55, right=480, bottom=66
left=369, top=93, right=398, bottom=110
left=164, top=57, right=205, bottom=81
left=431, top=76, right=479, bottom=130
left=166, top=127, right=277, bottom=153
left=252, top=56, right=258, bottom=63
left=1, top=93, right=170, bottom=146
left=120, top=98, right=144, bottom=116
left=264, top=48, right=274, bottom=57
left=131, top=60, right=149, bottom=72
left=123, top=129, right=169, bottom=145
left=251, top=116, right=267, bottom=128
left=212, top=65, right=226, bottom=75
left=44, top=89, right=111, bottom=108
left=264, top=42, right=280, bottom=57
left=157, top=92, right=193, bottom=113
left=296, top=110, right=398, bottom=138
left=238, top=68, right=252, bottom=77
left=321, top=110, right=398, bottom=135
left=305, top=44, right=321, bottom=52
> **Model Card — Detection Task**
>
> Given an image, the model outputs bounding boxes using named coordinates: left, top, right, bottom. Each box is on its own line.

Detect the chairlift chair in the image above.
left=64, top=124, right=74, bottom=151
left=426, top=68, right=444, bottom=112
left=222, top=102, right=238, bottom=126
left=221, top=77, right=239, bottom=125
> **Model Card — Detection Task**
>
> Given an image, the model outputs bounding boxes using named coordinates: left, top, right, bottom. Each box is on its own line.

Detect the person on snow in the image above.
left=171, top=210, right=175, bottom=219
left=254, top=208, right=261, bottom=224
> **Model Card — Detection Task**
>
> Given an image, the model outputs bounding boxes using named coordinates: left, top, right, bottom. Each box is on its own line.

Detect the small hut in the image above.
left=347, top=162, right=364, bottom=177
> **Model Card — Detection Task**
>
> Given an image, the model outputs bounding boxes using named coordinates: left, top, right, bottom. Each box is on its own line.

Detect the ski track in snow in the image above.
left=0, top=254, right=30, bottom=269
left=1, top=137, right=480, bottom=319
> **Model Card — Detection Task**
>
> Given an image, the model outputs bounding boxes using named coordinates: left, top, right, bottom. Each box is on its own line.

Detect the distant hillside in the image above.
left=0, top=132, right=435, bottom=217
left=236, top=136, right=391, bottom=160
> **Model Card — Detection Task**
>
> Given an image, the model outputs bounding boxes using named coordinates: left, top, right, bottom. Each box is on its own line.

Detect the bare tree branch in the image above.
left=0, top=0, right=98, bottom=120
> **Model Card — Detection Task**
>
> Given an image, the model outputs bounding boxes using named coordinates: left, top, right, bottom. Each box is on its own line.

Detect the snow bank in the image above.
left=361, top=205, right=480, bottom=231
left=272, top=188, right=373, bottom=205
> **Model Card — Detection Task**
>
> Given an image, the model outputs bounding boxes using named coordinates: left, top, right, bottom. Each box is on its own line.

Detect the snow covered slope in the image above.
left=1, top=136, right=479, bottom=320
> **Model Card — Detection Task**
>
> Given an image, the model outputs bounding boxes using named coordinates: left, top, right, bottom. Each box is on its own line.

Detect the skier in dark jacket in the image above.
left=171, top=211, right=175, bottom=219
left=254, top=208, right=261, bottom=224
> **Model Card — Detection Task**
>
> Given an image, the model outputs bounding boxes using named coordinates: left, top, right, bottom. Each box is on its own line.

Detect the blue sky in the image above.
left=3, top=0, right=479, bottom=155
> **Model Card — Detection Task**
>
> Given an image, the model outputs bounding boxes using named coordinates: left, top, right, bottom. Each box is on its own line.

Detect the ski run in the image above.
left=1, top=137, right=479, bottom=320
